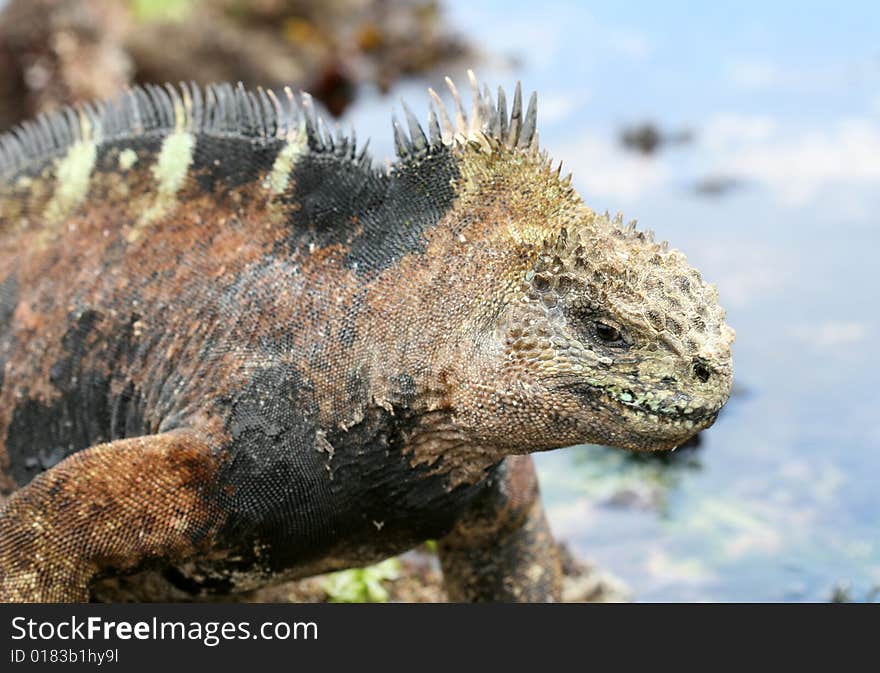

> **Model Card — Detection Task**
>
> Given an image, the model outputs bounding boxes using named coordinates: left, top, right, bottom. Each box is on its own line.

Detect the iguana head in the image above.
left=400, top=73, right=735, bottom=453
left=500, top=204, right=736, bottom=452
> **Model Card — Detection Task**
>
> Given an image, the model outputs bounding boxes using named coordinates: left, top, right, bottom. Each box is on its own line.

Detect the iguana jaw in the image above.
left=556, top=375, right=729, bottom=451
left=601, top=388, right=723, bottom=450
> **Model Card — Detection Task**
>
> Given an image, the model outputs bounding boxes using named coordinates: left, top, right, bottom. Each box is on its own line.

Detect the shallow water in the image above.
left=344, top=1, right=880, bottom=601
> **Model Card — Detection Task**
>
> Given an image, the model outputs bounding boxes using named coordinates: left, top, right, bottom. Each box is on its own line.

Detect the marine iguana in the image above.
left=0, top=72, right=735, bottom=602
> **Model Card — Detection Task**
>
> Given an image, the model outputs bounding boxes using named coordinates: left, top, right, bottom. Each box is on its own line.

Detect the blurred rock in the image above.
left=829, top=582, right=852, bottom=603
left=557, top=543, right=631, bottom=602
left=87, top=542, right=631, bottom=602
left=0, top=0, right=474, bottom=130
left=692, top=175, right=747, bottom=198
left=602, top=485, right=665, bottom=511
left=620, top=121, right=694, bottom=155
left=0, top=0, right=132, bottom=130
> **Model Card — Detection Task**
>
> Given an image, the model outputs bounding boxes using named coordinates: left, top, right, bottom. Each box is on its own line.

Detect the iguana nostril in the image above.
left=692, top=359, right=711, bottom=383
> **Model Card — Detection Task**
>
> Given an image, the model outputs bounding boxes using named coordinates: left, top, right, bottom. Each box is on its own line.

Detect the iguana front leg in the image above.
left=0, top=429, right=223, bottom=602
left=438, top=455, right=562, bottom=602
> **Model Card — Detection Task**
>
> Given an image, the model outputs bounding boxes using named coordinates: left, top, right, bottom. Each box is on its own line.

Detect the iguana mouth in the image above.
left=560, top=381, right=721, bottom=425
left=616, top=392, right=719, bottom=423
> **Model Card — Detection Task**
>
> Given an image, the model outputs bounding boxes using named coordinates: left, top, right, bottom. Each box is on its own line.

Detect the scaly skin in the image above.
left=0, top=74, right=734, bottom=602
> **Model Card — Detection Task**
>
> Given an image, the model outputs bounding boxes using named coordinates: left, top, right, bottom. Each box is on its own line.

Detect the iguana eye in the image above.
left=594, top=321, right=622, bottom=344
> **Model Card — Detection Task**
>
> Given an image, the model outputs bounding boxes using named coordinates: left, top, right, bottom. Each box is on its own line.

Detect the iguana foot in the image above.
left=0, top=429, right=222, bottom=602
left=438, top=455, right=562, bottom=602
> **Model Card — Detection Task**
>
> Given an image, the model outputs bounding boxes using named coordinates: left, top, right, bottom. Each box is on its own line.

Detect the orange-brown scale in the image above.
left=0, top=428, right=225, bottom=602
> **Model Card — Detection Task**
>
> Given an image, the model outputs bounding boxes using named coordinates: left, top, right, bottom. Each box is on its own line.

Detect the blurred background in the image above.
left=1, top=0, right=877, bottom=602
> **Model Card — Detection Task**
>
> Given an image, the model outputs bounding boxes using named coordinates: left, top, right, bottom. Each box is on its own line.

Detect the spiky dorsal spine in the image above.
left=393, top=70, right=539, bottom=161
left=0, top=72, right=537, bottom=181
left=0, top=82, right=372, bottom=180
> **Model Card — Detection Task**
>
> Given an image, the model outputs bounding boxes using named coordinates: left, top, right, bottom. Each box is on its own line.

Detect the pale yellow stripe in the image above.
left=43, top=112, right=99, bottom=226
left=264, top=126, right=308, bottom=195
left=128, top=130, right=196, bottom=241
